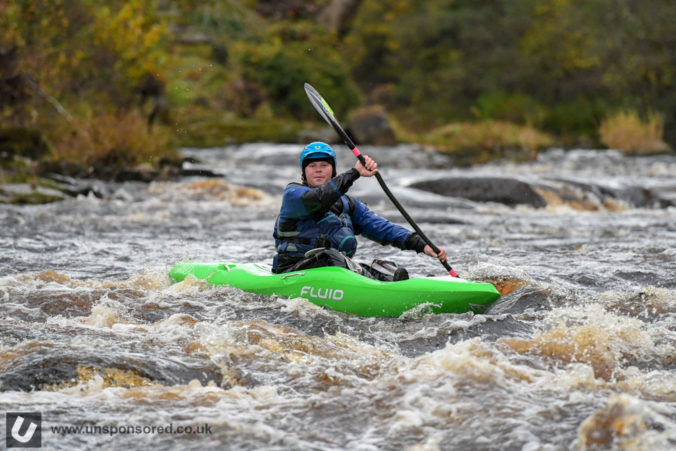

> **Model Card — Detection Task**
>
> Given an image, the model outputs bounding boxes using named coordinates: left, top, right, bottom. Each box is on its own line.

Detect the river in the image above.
left=1, top=145, right=674, bottom=450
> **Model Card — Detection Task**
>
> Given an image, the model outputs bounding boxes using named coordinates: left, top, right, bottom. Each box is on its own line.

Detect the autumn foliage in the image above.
left=1, top=0, right=675, bottom=173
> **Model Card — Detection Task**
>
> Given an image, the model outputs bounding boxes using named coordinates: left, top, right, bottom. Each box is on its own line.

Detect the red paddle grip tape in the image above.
left=450, top=269, right=458, bottom=277
left=352, top=147, right=361, bottom=158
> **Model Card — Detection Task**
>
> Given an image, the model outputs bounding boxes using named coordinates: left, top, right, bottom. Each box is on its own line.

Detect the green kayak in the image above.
left=169, top=262, right=501, bottom=317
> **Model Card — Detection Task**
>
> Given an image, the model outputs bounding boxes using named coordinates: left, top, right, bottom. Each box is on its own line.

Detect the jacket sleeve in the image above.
left=351, top=198, right=414, bottom=250
left=283, top=169, right=360, bottom=221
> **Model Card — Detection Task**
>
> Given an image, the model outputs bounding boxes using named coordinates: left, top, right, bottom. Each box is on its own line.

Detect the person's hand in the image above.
left=423, top=245, right=447, bottom=262
left=355, top=155, right=378, bottom=177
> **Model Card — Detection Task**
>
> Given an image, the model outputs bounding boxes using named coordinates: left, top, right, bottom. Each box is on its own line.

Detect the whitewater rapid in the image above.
left=1, top=145, right=674, bottom=450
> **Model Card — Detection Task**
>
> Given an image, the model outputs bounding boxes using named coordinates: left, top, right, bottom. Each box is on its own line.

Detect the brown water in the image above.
left=1, top=146, right=674, bottom=450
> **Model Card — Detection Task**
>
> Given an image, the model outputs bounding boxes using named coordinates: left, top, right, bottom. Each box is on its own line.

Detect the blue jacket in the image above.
left=272, top=168, right=421, bottom=272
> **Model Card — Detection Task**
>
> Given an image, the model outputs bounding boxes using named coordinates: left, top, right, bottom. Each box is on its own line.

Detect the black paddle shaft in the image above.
left=304, top=83, right=458, bottom=277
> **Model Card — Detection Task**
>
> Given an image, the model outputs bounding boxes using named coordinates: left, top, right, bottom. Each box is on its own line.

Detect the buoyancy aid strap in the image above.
left=276, top=229, right=301, bottom=238
left=276, top=234, right=331, bottom=251
left=341, top=196, right=350, bottom=215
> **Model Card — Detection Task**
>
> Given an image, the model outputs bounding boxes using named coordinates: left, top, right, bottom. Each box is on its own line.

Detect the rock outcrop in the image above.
left=347, top=105, right=396, bottom=146
left=411, top=176, right=676, bottom=210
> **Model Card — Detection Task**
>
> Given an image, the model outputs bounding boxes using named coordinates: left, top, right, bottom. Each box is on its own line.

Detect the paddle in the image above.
left=304, top=82, right=459, bottom=277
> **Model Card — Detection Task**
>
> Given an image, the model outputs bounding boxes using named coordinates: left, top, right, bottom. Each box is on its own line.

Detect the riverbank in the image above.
left=1, top=113, right=673, bottom=206
left=0, top=115, right=547, bottom=204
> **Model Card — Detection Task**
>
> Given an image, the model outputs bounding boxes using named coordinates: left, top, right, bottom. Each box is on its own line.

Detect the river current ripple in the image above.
left=1, top=145, right=674, bottom=450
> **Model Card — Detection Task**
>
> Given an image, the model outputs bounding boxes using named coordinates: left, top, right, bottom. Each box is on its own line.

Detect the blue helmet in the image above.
left=300, top=142, right=336, bottom=169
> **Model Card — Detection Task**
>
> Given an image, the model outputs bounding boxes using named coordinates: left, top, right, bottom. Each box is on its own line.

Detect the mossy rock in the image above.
left=0, top=183, right=65, bottom=205
left=0, top=128, right=54, bottom=161
left=347, top=105, right=396, bottom=146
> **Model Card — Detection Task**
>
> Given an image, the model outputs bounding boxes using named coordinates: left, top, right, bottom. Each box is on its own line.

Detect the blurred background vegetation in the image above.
left=1, top=0, right=674, bottom=179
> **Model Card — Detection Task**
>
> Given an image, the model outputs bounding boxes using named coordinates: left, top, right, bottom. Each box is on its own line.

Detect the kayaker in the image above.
left=272, top=142, right=447, bottom=280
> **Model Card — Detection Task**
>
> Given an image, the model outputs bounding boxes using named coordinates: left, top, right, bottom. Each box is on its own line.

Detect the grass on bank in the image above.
left=49, top=111, right=177, bottom=170
left=408, top=120, right=554, bottom=164
left=173, top=106, right=303, bottom=147
left=599, top=110, right=670, bottom=154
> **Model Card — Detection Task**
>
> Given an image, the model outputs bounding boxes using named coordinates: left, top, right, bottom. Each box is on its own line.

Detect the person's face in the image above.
left=304, top=161, right=333, bottom=187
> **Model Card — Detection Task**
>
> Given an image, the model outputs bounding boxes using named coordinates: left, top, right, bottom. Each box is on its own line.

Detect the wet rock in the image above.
left=115, top=163, right=161, bottom=182
left=488, top=287, right=554, bottom=315
left=20, top=156, right=221, bottom=204
left=397, top=312, right=537, bottom=355
left=552, top=177, right=653, bottom=208
left=47, top=174, right=106, bottom=198
left=411, top=175, right=674, bottom=209
left=347, top=105, right=396, bottom=146
left=648, top=184, right=676, bottom=207
left=178, top=157, right=224, bottom=178
left=550, top=178, right=676, bottom=209
left=178, top=167, right=222, bottom=178
left=613, top=270, right=662, bottom=287
left=577, top=395, right=652, bottom=449
left=411, top=177, right=548, bottom=208
left=0, top=350, right=225, bottom=392
left=605, top=289, right=676, bottom=319
left=93, top=162, right=187, bottom=182
left=0, top=354, right=85, bottom=391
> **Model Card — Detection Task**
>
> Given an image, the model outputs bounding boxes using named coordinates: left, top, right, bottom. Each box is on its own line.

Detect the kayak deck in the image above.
left=169, top=262, right=501, bottom=317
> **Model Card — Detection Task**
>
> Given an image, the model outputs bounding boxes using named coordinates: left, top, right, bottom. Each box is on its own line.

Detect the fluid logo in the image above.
left=6, top=412, right=42, bottom=448
left=300, top=286, right=344, bottom=301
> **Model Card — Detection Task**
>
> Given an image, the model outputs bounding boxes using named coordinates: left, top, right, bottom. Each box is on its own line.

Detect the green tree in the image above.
left=237, top=21, right=361, bottom=119
left=344, top=0, right=676, bottom=145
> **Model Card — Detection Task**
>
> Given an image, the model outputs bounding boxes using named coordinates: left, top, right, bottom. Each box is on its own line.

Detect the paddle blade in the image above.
left=304, top=82, right=358, bottom=152
left=304, top=83, right=335, bottom=124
